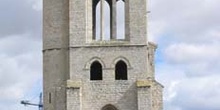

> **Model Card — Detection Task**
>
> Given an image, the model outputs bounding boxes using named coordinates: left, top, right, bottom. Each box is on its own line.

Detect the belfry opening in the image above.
left=90, top=61, right=103, bottom=80
left=115, top=60, right=127, bottom=80
left=92, top=0, right=125, bottom=40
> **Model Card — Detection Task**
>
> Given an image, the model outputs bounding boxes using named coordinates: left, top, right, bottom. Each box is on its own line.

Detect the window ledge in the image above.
left=89, top=40, right=129, bottom=45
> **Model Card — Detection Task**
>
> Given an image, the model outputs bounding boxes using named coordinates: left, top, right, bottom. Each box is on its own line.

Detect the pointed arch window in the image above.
left=93, top=0, right=111, bottom=41
left=90, top=61, right=103, bottom=80
left=115, top=60, right=127, bottom=80
left=92, top=0, right=126, bottom=41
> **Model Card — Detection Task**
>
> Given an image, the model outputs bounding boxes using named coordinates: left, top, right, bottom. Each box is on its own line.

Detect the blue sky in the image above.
left=0, top=0, right=220, bottom=110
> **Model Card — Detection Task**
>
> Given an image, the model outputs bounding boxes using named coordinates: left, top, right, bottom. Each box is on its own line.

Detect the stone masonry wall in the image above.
left=43, top=0, right=163, bottom=109
left=152, top=81, right=163, bottom=110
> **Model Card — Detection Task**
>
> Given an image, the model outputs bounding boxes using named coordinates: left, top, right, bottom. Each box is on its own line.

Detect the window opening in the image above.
left=90, top=61, right=103, bottom=80
left=49, top=93, right=51, bottom=103
left=95, top=0, right=111, bottom=41
left=104, top=1, right=111, bottom=40
left=95, top=2, right=101, bottom=40
left=116, top=0, right=125, bottom=39
left=115, top=60, right=127, bottom=80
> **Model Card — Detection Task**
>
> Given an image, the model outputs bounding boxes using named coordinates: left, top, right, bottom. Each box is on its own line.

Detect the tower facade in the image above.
left=43, top=0, right=163, bottom=110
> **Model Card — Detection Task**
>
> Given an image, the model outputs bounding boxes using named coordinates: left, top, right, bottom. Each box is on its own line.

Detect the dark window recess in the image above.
left=49, top=93, right=51, bottom=103
left=115, top=60, right=127, bottom=80
left=90, top=61, right=103, bottom=80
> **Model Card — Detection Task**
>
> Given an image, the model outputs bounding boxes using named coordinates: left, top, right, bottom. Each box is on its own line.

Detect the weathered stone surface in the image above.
left=43, top=0, right=163, bottom=110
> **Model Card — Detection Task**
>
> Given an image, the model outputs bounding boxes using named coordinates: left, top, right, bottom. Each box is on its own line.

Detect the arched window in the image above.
left=115, top=60, right=127, bottom=80
left=90, top=61, right=103, bottom=80
left=95, top=1, right=101, bottom=40
left=116, top=0, right=125, bottom=39
left=93, top=0, right=110, bottom=41
left=102, top=104, right=118, bottom=110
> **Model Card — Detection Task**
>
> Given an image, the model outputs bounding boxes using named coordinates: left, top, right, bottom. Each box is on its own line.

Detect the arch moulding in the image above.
left=101, top=104, right=118, bottom=110
left=111, top=56, right=131, bottom=69
left=84, top=57, right=106, bottom=69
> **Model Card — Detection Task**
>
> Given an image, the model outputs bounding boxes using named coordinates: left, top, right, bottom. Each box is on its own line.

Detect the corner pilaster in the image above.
left=66, top=80, right=82, bottom=110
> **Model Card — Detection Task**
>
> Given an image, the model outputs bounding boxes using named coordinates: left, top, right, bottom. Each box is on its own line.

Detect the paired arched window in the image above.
left=115, top=60, right=127, bottom=80
left=93, top=0, right=125, bottom=41
left=90, top=60, right=128, bottom=80
left=90, top=61, right=103, bottom=80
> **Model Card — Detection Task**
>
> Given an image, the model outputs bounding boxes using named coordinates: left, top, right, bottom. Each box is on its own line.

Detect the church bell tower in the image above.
left=43, top=0, right=163, bottom=110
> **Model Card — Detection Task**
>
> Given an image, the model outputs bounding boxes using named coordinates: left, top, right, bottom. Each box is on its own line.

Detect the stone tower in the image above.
left=43, top=0, right=163, bottom=110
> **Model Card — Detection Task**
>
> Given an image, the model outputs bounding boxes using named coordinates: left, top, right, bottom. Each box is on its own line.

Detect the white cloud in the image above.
left=0, top=53, right=41, bottom=109
left=157, top=63, right=220, bottom=110
left=149, top=0, right=220, bottom=110
left=0, top=0, right=42, bottom=109
left=0, top=0, right=219, bottom=110
left=148, top=0, right=220, bottom=43
left=27, top=0, right=43, bottom=11
left=0, top=34, right=42, bottom=109
left=172, top=75, right=220, bottom=110
left=162, top=43, right=220, bottom=77
left=0, top=0, right=42, bottom=37
left=164, top=43, right=220, bottom=63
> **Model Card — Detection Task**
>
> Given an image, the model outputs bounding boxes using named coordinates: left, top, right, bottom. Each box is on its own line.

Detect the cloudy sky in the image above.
left=0, top=0, right=220, bottom=110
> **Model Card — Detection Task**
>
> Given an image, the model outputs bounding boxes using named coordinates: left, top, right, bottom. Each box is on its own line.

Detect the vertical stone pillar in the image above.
left=100, top=0, right=105, bottom=40
left=137, top=81, right=152, bottom=110
left=137, top=87, right=152, bottom=110
left=92, top=1, right=96, bottom=40
left=43, top=0, right=69, bottom=109
left=126, top=0, right=148, bottom=44
left=111, top=0, right=117, bottom=40
left=86, top=0, right=93, bottom=42
left=148, top=42, right=157, bottom=78
left=67, top=88, right=81, bottom=110
left=69, top=0, right=87, bottom=46
left=66, top=80, right=81, bottom=110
